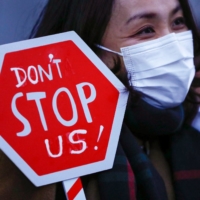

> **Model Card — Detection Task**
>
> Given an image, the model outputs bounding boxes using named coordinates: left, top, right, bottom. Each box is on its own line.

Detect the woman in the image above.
left=1, top=0, right=199, bottom=199
left=36, top=0, right=200, bottom=199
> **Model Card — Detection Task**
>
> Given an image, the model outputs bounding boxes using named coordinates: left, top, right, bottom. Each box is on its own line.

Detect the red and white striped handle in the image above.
left=63, top=178, right=86, bottom=200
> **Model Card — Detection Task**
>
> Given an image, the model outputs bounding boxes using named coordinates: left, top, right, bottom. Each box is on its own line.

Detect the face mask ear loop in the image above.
left=95, top=44, right=123, bottom=56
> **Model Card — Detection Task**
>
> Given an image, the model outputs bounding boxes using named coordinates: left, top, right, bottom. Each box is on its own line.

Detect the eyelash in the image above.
left=172, top=17, right=186, bottom=29
left=132, top=26, right=155, bottom=39
left=137, top=27, right=155, bottom=35
left=134, top=17, right=186, bottom=37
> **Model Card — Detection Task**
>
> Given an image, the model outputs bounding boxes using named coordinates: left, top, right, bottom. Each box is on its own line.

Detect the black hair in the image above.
left=179, top=0, right=200, bottom=123
left=35, top=0, right=113, bottom=52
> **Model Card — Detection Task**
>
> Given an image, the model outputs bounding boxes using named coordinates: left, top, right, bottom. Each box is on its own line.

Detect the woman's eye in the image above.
left=137, top=27, right=155, bottom=35
left=172, top=17, right=187, bottom=29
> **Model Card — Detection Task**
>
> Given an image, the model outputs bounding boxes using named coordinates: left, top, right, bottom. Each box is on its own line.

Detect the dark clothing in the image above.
left=82, top=100, right=200, bottom=200
left=90, top=124, right=200, bottom=200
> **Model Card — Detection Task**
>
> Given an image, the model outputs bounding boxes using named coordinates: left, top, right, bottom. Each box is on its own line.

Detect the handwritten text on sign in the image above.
left=11, top=54, right=103, bottom=155
left=0, top=41, right=119, bottom=175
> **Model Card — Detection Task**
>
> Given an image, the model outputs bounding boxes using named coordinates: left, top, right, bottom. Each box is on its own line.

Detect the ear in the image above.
left=97, top=50, right=117, bottom=70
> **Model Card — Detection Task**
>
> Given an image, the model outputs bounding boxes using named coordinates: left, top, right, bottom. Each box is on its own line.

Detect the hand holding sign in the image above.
left=0, top=32, right=128, bottom=196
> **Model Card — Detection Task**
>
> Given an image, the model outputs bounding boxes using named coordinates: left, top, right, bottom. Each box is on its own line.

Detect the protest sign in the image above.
left=0, top=31, right=128, bottom=186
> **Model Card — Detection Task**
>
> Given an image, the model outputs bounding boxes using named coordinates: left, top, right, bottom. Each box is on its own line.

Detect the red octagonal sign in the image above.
left=0, top=32, right=128, bottom=186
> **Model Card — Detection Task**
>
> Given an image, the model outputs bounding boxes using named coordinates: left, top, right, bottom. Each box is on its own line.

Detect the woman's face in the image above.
left=99, top=0, right=188, bottom=78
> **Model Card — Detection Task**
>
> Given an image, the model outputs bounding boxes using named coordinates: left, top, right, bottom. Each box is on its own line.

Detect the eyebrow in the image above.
left=125, top=4, right=182, bottom=25
left=126, top=13, right=156, bottom=25
left=171, top=4, right=181, bottom=16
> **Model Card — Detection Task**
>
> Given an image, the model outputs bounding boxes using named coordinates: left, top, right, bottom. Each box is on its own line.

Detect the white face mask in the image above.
left=97, top=31, right=195, bottom=109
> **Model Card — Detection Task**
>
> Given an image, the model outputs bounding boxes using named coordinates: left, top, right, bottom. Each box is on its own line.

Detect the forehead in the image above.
left=114, top=0, right=179, bottom=12
left=111, top=0, right=180, bottom=23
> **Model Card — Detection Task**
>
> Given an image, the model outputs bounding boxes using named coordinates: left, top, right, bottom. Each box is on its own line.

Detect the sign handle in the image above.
left=62, top=178, right=86, bottom=200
